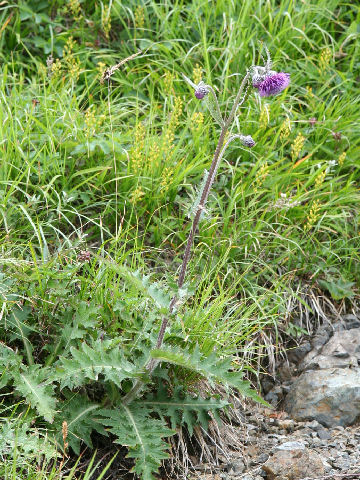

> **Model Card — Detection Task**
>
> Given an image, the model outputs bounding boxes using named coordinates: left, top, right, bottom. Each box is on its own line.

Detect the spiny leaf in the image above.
left=54, top=395, right=106, bottom=455
left=13, top=365, right=57, bottom=423
left=98, top=405, right=173, bottom=480
left=55, top=341, right=138, bottom=389
left=0, top=343, right=22, bottom=388
left=204, top=86, right=224, bottom=127
left=151, top=345, right=268, bottom=406
left=104, top=263, right=171, bottom=311
left=144, top=384, right=228, bottom=436
left=132, top=270, right=171, bottom=310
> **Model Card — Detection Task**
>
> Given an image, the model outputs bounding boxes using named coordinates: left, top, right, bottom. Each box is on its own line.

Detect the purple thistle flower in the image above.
left=256, top=72, right=290, bottom=97
left=194, top=85, right=208, bottom=100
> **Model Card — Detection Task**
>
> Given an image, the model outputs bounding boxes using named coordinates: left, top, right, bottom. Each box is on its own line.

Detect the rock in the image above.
left=284, top=367, right=360, bottom=427
left=274, top=441, right=306, bottom=451
left=226, top=459, right=245, bottom=474
left=300, top=328, right=360, bottom=371
left=261, top=375, right=275, bottom=395
left=277, top=363, right=295, bottom=382
left=304, top=420, right=320, bottom=430
left=287, top=342, right=311, bottom=363
left=255, top=453, right=269, bottom=464
left=310, top=325, right=332, bottom=350
left=277, top=419, right=295, bottom=431
left=262, top=448, right=324, bottom=479
left=317, top=427, right=331, bottom=440
left=341, top=314, right=360, bottom=329
left=264, top=385, right=283, bottom=406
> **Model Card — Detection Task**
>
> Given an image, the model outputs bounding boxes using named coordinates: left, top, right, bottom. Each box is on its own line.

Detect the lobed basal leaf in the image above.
left=55, top=341, right=138, bottom=389
left=98, top=404, right=173, bottom=480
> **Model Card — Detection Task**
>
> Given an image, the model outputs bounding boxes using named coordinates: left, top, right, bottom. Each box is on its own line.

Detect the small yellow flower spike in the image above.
left=130, top=186, right=145, bottom=204
left=304, top=200, right=321, bottom=232
left=164, top=71, right=173, bottom=93
left=102, top=3, right=112, bottom=39
left=315, top=169, right=326, bottom=189
left=134, top=5, right=145, bottom=29
left=51, top=59, right=62, bottom=78
left=280, top=118, right=291, bottom=140
left=160, top=167, right=174, bottom=193
left=291, top=133, right=305, bottom=160
left=131, top=123, right=146, bottom=173
left=338, top=151, right=346, bottom=167
left=254, top=162, right=269, bottom=192
left=319, top=47, right=332, bottom=73
left=192, top=64, right=202, bottom=85
left=191, top=112, right=204, bottom=132
left=259, top=104, right=270, bottom=129
left=66, top=0, right=82, bottom=21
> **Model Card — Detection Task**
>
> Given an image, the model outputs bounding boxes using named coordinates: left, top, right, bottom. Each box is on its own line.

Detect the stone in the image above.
left=300, top=328, right=360, bottom=371
left=277, top=419, right=295, bottom=431
left=304, top=420, right=320, bottom=430
left=277, top=363, right=295, bottom=382
left=287, top=342, right=311, bottom=363
left=284, top=367, right=360, bottom=427
left=255, top=453, right=269, bottom=464
left=310, top=325, right=332, bottom=350
left=274, top=441, right=306, bottom=451
left=262, top=448, right=324, bottom=479
left=317, top=427, right=332, bottom=440
left=342, top=314, right=360, bottom=329
left=264, top=385, right=283, bottom=406
left=261, top=375, right=275, bottom=395
left=226, top=459, right=245, bottom=474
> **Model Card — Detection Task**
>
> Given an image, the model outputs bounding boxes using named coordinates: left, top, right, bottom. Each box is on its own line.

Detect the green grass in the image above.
left=0, top=0, right=359, bottom=477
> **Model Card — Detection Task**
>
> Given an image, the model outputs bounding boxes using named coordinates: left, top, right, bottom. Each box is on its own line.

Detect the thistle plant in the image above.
left=123, top=44, right=290, bottom=404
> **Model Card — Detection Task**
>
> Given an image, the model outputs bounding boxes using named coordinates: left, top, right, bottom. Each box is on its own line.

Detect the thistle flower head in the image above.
left=256, top=72, right=290, bottom=97
left=251, top=45, right=290, bottom=97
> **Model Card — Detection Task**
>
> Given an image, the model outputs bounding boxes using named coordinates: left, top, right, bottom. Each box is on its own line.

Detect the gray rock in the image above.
left=274, top=441, right=306, bottom=451
left=317, top=427, right=332, bottom=440
left=255, top=453, right=269, bottom=464
left=300, top=328, right=360, bottom=371
left=261, top=375, right=275, bottom=395
left=310, top=325, right=332, bottom=350
left=264, top=386, right=283, bottom=406
left=287, top=342, right=311, bottom=363
left=226, top=459, right=245, bottom=474
left=284, top=367, right=360, bottom=427
left=342, top=314, right=360, bottom=329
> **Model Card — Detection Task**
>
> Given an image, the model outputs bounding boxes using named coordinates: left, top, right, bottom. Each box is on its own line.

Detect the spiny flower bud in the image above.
left=194, top=85, right=208, bottom=99
left=240, top=135, right=256, bottom=148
